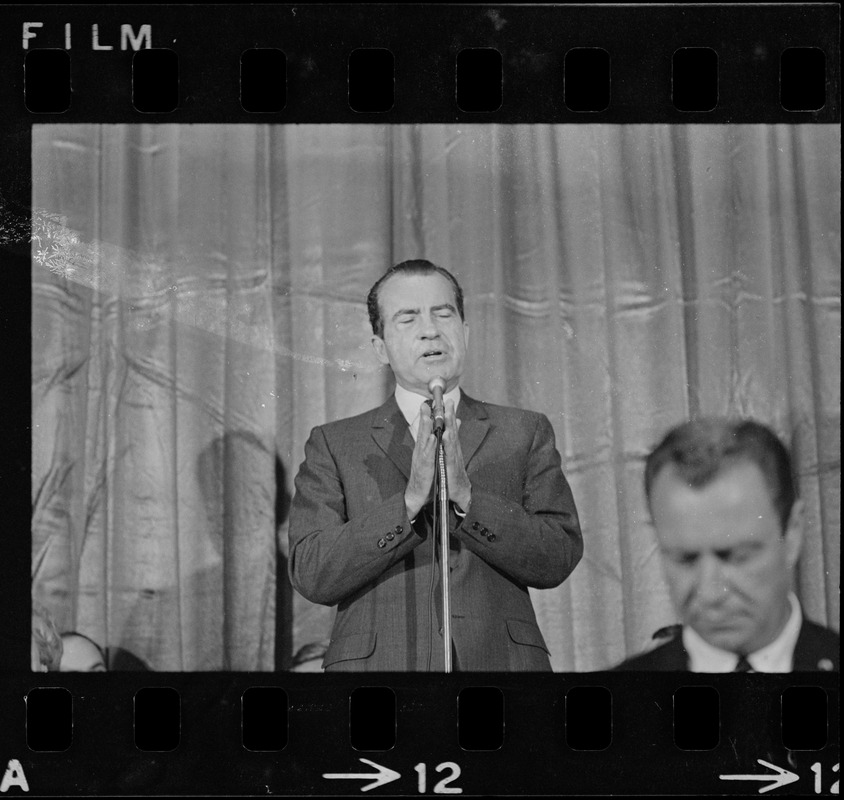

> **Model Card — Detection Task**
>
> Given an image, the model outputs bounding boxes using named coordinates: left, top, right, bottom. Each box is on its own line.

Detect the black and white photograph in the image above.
left=30, top=122, right=840, bottom=675
left=4, top=2, right=839, bottom=794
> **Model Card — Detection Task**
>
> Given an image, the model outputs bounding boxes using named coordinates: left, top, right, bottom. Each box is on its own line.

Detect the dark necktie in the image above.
left=733, top=654, right=754, bottom=672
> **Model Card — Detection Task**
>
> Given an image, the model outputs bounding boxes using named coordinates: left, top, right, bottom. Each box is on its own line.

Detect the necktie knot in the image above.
left=733, top=654, right=753, bottom=672
left=410, top=400, right=435, bottom=441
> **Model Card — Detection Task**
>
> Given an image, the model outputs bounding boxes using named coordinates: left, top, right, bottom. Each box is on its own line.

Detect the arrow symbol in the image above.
left=719, top=759, right=800, bottom=794
left=323, top=758, right=401, bottom=792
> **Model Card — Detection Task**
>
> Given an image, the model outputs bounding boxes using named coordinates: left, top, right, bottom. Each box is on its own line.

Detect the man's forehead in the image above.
left=655, top=520, right=777, bottom=559
left=651, top=461, right=781, bottom=545
left=653, top=460, right=774, bottom=507
left=660, top=539, right=765, bottom=555
left=379, top=272, right=456, bottom=307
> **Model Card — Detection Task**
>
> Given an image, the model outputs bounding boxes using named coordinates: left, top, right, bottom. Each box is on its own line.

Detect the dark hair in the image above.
left=644, top=418, right=797, bottom=532
left=367, top=259, right=465, bottom=338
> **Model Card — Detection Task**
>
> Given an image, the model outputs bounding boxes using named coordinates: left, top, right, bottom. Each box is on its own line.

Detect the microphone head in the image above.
left=428, top=377, right=446, bottom=434
left=428, top=376, right=446, bottom=394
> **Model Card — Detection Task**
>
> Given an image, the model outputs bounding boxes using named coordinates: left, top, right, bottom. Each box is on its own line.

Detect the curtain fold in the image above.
left=32, top=123, right=840, bottom=671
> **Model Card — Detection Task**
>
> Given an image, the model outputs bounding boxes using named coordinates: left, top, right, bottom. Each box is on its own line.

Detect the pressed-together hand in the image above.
left=404, top=402, right=436, bottom=519
left=404, top=399, right=472, bottom=519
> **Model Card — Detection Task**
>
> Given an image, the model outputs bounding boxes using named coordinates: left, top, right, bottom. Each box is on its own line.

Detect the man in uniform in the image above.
left=617, top=418, right=838, bottom=672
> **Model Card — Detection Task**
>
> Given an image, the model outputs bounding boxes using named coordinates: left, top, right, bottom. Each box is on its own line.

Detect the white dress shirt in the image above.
left=683, top=593, right=803, bottom=672
left=395, top=383, right=461, bottom=441
left=394, top=383, right=466, bottom=519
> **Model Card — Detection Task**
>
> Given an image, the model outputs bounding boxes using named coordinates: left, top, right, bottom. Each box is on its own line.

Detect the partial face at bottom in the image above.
left=59, top=635, right=107, bottom=672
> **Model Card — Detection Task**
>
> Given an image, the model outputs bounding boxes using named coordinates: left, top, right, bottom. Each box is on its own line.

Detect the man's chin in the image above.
left=416, top=365, right=456, bottom=386
left=418, top=359, right=452, bottom=377
left=694, top=622, right=754, bottom=654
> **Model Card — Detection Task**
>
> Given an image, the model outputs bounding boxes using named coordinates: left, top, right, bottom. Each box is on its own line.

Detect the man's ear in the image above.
left=463, top=320, right=469, bottom=348
left=371, top=335, right=390, bottom=366
left=783, top=498, right=804, bottom=570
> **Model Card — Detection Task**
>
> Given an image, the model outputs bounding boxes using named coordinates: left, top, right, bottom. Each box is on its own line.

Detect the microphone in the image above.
left=428, top=377, right=446, bottom=435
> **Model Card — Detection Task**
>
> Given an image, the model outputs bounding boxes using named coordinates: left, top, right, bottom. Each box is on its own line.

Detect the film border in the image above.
left=1, top=3, right=840, bottom=796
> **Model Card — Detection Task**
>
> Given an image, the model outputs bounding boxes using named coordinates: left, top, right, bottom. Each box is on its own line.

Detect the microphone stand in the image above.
left=434, top=428, right=452, bottom=673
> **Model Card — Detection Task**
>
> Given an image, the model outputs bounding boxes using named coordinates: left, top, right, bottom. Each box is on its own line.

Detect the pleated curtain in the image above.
left=31, top=123, right=840, bottom=671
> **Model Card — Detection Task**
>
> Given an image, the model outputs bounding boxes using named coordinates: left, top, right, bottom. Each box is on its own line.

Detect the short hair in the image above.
left=644, top=418, right=797, bottom=532
left=367, top=259, right=465, bottom=338
left=32, top=602, right=63, bottom=671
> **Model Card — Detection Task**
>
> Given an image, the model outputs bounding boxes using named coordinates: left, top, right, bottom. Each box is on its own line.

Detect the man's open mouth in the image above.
left=421, top=349, right=446, bottom=360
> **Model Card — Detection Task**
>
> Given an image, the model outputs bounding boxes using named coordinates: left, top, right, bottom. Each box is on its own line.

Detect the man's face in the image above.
left=650, top=460, right=802, bottom=655
left=371, top=272, right=469, bottom=395
left=59, top=635, right=106, bottom=672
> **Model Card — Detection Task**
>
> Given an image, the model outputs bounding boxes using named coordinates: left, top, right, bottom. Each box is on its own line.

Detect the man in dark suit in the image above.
left=617, top=418, right=839, bottom=672
left=288, top=260, right=582, bottom=671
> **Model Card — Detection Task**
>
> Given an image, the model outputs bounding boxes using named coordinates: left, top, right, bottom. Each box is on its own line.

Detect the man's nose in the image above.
left=419, top=315, right=441, bottom=337
left=694, top=555, right=727, bottom=603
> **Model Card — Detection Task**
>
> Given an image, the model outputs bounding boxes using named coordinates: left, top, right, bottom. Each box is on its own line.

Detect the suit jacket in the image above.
left=288, top=393, right=582, bottom=671
left=614, top=620, right=840, bottom=672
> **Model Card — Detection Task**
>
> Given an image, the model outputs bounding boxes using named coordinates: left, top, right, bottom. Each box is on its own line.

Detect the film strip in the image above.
left=1, top=3, right=840, bottom=796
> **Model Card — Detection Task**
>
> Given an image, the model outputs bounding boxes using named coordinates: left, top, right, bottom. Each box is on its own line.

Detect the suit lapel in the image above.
left=370, top=395, right=414, bottom=479
left=456, top=393, right=490, bottom=469
left=370, top=391, right=490, bottom=479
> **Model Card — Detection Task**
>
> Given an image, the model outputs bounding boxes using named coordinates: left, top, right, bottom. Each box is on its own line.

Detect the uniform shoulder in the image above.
left=797, top=619, right=840, bottom=671
left=802, top=618, right=840, bottom=643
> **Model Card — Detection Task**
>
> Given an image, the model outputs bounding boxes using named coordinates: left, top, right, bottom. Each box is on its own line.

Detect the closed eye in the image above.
left=666, top=551, right=699, bottom=567
left=431, top=303, right=456, bottom=317
left=717, top=545, right=760, bottom=565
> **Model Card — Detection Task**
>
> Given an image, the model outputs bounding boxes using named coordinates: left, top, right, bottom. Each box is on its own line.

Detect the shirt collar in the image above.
left=394, top=383, right=461, bottom=428
left=683, top=593, right=803, bottom=673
